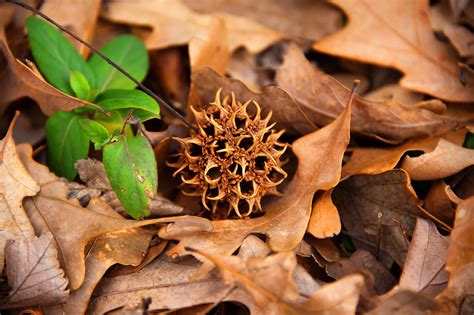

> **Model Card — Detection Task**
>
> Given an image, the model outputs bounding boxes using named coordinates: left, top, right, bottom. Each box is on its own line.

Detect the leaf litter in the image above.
left=1, top=0, right=474, bottom=314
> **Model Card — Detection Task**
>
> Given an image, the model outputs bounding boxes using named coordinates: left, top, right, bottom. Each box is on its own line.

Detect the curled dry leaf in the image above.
left=386, top=218, right=449, bottom=299
left=191, top=248, right=364, bottom=315
left=401, top=139, right=474, bottom=180
left=435, top=197, right=474, bottom=314
left=443, top=24, right=474, bottom=58
left=423, top=180, right=456, bottom=226
left=333, top=169, right=433, bottom=267
left=183, top=0, right=342, bottom=45
left=327, top=249, right=396, bottom=295
left=40, top=0, right=102, bottom=57
left=274, top=42, right=462, bottom=142
left=368, top=291, right=438, bottom=315
left=1, top=233, right=69, bottom=309
left=314, top=0, right=474, bottom=102
left=101, top=0, right=283, bottom=53
left=0, top=7, right=87, bottom=116
left=158, top=94, right=351, bottom=258
left=17, top=144, right=175, bottom=290
left=0, top=113, right=39, bottom=272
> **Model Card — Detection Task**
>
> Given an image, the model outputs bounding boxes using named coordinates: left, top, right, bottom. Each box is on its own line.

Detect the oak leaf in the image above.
left=1, top=233, right=69, bottom=309
left=313, top=0, right=474, bottom=102
left=101, top=0, right=283, bottom=53
left=368, top=291, right=437, bottom=315
left=17, top=144, right=174, bottom=290
left=0, top=112, right=39, bottom=273
left=0, top=8, right=87, bottom=116
left=158, top=93, right=351, bottom=258
left=332, top=169, right=435, bottom=266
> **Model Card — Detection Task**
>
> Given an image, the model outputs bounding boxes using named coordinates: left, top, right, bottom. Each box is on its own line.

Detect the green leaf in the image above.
left=70, top=71, right=92, bottom=101
left=464, top=133, right=474, bottom=149
left=26, top=16, right=95, bottom=95
left=79, top=119, right=111, bottom=150
left=96, top=89, right=160, bottom=121
left=45, top=111, right=90, bottom=180
left=103, top=132, right=157, bottom=219
left=88, top=35, right=148, bottom=93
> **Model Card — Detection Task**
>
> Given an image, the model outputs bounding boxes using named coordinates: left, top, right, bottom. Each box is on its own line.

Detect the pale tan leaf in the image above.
left=101, top=0, right=283, bottom=53
left=444, top=24, right=474, bottom=58
left=369, top=291, right=437, bottom=315
left=401, top=139, right=474, bottom=180
left=1, top=233, right=68, bottom=309
left=314, top=0, right=474, bottom=102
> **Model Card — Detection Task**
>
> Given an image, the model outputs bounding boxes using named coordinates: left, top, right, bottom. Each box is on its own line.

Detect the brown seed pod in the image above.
left=167, top=89, right=288, bottom=218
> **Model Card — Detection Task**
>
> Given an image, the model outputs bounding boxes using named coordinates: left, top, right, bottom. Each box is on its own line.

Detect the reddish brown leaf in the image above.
left=314, top=0, right=474, bottom=102
left=307, top=190, right=341, bottom=239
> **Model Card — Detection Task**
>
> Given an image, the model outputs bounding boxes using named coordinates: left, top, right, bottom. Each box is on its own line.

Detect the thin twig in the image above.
left=5, top=0, right=195, bottom=130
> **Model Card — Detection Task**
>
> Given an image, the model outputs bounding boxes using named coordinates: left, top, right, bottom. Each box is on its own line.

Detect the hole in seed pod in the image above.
left=188, top=143, right=202, bottom=157
left=240, top=180, right=255, bottom=196
left=254, top=156, right=268, bottom=171
left=203, top=123, right=215, bottom=136
left=268, top=168, right=286, bottom=184
left=235, top=116, right=247, bottom=129
left=238, top=137, right=254, bottom=150
left=207, top=167, right=221, bottom=180
left=207, top=187, right=220, bottom=198
left=237, top=200, right=250, bottom=215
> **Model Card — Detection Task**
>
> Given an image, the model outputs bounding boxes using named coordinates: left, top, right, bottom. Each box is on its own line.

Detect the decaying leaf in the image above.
left=401, top=139, right=474, bottom=180
left=388, top=219, right=449, bottom=298
left=333, top=169, right=431, bottom=266
left=443, top=24, right=474, bottom=58
left=17, top=144, right=172, bottom=290
left=314, top=0, right=474, bottom=102
left=0, top=112, right=39, bottom=273
left=1, top=233, right=69, bottom=309
left=369, top=291, right=438, bottom=315
left=0, top=7, right=87, bottom=116
left=102, top=0, right=283, bottom=52
left=327, top=249, right=396, bottom=295
left=423, top=180, right=456, bottom=226
left=159, top=92, right=351, bottom=258
left=40, top=0, right=102, bottom=57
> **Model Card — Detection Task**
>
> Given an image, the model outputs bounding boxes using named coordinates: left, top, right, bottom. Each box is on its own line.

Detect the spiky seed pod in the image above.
left=168, top=90, right=288, bottom=218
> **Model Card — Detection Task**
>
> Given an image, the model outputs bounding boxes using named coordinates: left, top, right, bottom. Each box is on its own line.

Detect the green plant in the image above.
left=26, top=16, right=160, bottom=219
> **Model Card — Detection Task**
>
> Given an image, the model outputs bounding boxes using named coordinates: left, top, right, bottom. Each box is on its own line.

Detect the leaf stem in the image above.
left=5, top=0, right=195, bottom=130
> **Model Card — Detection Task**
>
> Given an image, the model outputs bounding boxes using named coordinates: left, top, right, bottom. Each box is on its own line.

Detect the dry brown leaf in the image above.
left=314, top=0, right=474, bottom=102
left=0, top=8, right=87, bottom=116
left=183, top=0, right=342, bottom=45
left=306, top=237, right=341, bottom=263
left=388, top=218, right=449, bottom=298
left=424, top=180, right=456, bottom=226
left=40, top=0, right=101, bottom=57
left=307, top=190, right=341, bottom=239
left=1, top=233, right=68, bottom=309
left=274, top=42, right=462, bottom=142
left=444, top=24, right=474, bottom=58
left=368, top=291, right=438, bottom=315
left=327, top=249, right=396, bottom=295
left=192, top=248, right=364, bottom=314
left=401, top=139, right=474, bottom=180
left=434, top=197, right=474, bottom=314
left=88, top=253, right=259, bottom=314
left=158, top=94, right=351, bottom=258
left=333, top=169, right=430, bottom=266
left=0, top=113, right=39, bottom=273
left=63, top=202, right=153, bottom=315
left=17, top=144, right=174, bottom=290
left=101, top=0, right=283, bottom=53
left=364, top=84, right=424, bottom=106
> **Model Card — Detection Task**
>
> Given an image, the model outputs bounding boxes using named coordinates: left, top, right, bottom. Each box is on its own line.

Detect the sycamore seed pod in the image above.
left=168, top=89, right=288, bottom=218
